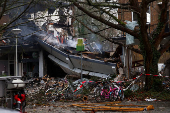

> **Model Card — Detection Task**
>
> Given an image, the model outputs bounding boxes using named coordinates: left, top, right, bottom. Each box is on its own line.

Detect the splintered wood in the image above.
left=70, top=101, right=154, bottom=112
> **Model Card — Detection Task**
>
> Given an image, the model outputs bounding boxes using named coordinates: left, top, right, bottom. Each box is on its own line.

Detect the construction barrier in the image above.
left=145, top=74, right=169, bottom=78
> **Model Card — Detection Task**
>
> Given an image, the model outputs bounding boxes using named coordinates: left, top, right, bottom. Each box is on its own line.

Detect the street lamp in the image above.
left=11, top=28, right=21, bottom=76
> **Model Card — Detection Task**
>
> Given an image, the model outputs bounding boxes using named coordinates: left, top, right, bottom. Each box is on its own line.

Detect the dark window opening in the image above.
left=10, top=64, right=14, bottom=76
left=133, top=12, right=138, bottom=21
left=165, top=11, right=169, bottom=32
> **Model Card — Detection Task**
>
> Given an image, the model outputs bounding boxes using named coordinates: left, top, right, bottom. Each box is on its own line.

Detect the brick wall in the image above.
left=150, top=2, right=161, bottom=32
left=118, top=1, right=170, bottom=33
left=0, top=15, right=9, bottom=26
left=117, top=0, right=170, bottom=64
left=118, top=0, right=132, bottom=22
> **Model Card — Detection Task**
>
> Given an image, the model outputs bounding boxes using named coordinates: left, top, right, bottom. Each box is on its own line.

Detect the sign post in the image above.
left=76, top=38, right=85, bottom=81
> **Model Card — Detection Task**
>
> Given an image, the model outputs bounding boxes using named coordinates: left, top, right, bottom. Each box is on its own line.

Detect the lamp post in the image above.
left=11, top=28, right=21, bottom=76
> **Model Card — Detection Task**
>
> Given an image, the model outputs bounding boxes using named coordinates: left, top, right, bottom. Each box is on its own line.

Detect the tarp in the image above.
left=125, top=21, right=138, bottom=45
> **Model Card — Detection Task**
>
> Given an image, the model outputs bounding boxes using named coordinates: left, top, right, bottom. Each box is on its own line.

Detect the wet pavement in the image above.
left=25, top=100, right=170, bottom=113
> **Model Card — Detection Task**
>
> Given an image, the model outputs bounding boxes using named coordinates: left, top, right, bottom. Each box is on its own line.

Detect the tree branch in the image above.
left=129, top=0, right=141, bottom=13
left=0, top=0, right=34, bottom=31
left=0, top=0, right=7, bottom=20
left=94, top=6, right=126, bottom=26
left=154, top=0, right=169, bottom=48
left=71, top=12, right=141, bottom=54
left=5, top=2, right=30, bottom=12
left=162, top=32, right=170, bottom=38
left=159, top=39, right=170, bottom=55
left=147, top=0, right=157, bottom=4
left=73, top=2, right=139, bottom=38
left=80, top=0, right=140, bottom=13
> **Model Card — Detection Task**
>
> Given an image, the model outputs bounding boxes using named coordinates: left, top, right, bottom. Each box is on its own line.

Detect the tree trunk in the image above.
left=144, top=50, right=160, bottom=91
left=145, top=56, right=154, bottom=91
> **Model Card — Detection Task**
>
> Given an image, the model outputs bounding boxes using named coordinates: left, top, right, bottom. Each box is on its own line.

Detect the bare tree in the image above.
left=66, top=0, right=170, bottom=90
left=1, top=0, right=169, bottom=90
left=72, top=2, right=119, bottom=51
left=0, top=0, right=35, bottom=36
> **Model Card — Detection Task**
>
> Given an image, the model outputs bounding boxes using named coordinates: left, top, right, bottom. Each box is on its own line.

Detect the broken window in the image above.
left=132, top=12, right=138, bottom=21
left=132, top=6, right=150, bottom=23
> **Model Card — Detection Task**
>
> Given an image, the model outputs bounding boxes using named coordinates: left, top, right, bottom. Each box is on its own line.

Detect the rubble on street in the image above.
left=24, top=74, right=170, bottom=113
